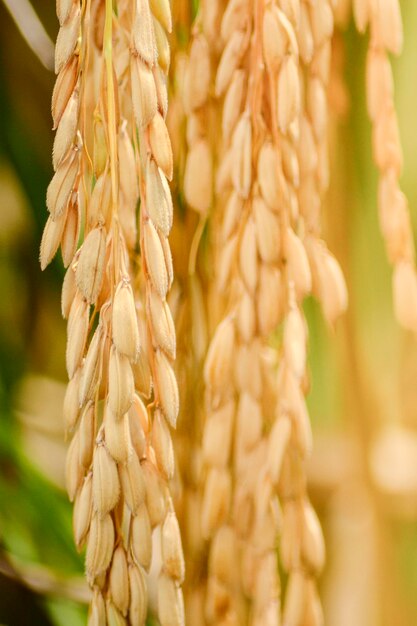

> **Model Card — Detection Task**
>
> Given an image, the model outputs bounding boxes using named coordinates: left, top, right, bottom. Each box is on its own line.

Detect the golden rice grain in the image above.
left=133, top=0, right=157, bottom=66
left=157, top=574, right=185, bottom=626
left=112, top=282, right=140, bottom=360
left=65, top=429, right=83, bottom=501
left=149, top=112, right=173, bottom=180
left=215, top=30, right=248, bottom=97
left=73, top=473, right=93, bottom=550
left=52, top=55, right=78, bottom=128
left=92, top=444, right=120, bottom=517
left=143, top=219, right=170, bottom=298
left=183, top=139, right=213, bottom=214
left=56, top=0, right=74, bottom=27
left=152, top=410, right=174, bottom=479
left=161, top=512, right=185, bottom=583
left=108, top=346, right=135, bottom=418
left=89, top=588, right=106, bottom=626
left=109, top=546, right=130, bottom=616
left=131, top=503, right=152, bottom=571
left=150, top=0, right=172, bottom=33
left=118, top=450, right=145, bottom=514
left=142, top=459, right=167, bottom=527
left=78, top=402, right=95, bottom=469
left=131, top=55, right=158, bottom=127
left=146, top=157, right=173, bottom=236
left=52, top=89, right=78, bottom=170
left=128, top=564, right=147, bottom=626
left=46, top=150, right=78, bottom=219
left=153, top=349, right=179, bottom=427
left=201, top=468, right=231, bottom=538
left=55, top=5, right=80, bottom=74
left=60, top=197, right=80, bottom=267
left=202, top=401, right=235, bottom=468
left=65, top=298, right=89, bottom=377
left=85, top=513, right=115, bottom=582
left=40, top=212, right=67, bottom=271
left=153, top=18, right=170, bottom=72
left=147, top=289, right=176, bottom=358
left=105, top=409, right=132, bottom=464
left=78, top=324, right=104, bottom=405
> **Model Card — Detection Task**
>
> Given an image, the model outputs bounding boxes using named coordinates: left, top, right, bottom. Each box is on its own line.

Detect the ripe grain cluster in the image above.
left=189, top=1, right=345, bottom=623
left=41, top=0, right=410, bottom=625
left=42, top=0, right=184, bottom=624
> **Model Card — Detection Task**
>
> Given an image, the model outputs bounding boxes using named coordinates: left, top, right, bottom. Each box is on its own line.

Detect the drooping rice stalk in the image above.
left=196, top=1, right=256, bottom=622
left=271, top=4, right=346, bottom=624
left=195, top=1, right=347, bottom=624
left=354, top=0, right=417, bottom=333
left=41, top=0, right=184, bottom=624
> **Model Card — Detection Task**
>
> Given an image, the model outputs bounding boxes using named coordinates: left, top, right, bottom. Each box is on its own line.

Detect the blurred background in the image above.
left=1, top=1, right=417, bottom=625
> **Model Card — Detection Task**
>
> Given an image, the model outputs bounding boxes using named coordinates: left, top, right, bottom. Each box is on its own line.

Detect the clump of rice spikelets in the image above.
left=233, top=2, right=317, bottom=622
left=198, top=0, right=286, bottom=622
left=354, top=0, right=417, bottom=333
left=196, top=0, right=256, bottom=622
left=258, top=2, right=345, bottom=623
left=200, top=1, right=348, bottom=624
left=297, top=0, right=348, bottom=325
left=41, top=0, right=184, bottom=624
left=131, top=0, right=186, bottom=622
left=41, top=0, right=80, bottom=270
left=170, top=4, right=239, bottom=620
